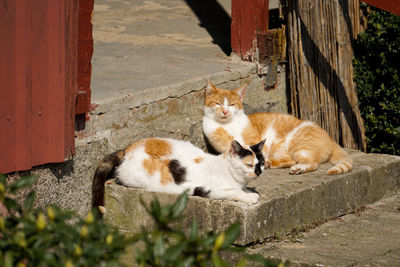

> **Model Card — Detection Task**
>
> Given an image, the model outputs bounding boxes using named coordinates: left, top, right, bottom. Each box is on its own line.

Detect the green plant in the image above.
left=353, top=4, right=400, bottom=155
left=0, top=174, right=133, bottom=267
left=132, top=192, right=287, bottom=267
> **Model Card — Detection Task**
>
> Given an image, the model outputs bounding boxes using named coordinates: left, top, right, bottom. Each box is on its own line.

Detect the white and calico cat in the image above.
left=92, top=138, right=266, bottom=209
left=203, top=80, right=353, bottom=175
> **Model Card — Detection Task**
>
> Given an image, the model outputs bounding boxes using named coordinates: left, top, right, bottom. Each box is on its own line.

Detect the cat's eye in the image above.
left=246, top=164, right=253, bottom=168
left=229, top=104, right=236, bottom=107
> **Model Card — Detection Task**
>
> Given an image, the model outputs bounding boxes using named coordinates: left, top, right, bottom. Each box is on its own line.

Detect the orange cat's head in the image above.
left=203, top=80, right=247, bottom=122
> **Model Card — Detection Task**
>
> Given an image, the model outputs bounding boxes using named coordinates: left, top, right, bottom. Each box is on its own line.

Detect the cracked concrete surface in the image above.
left=251, top=195, right=400, bottom=266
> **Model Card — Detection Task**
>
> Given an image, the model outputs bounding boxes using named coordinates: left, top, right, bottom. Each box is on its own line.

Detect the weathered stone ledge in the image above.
left=104, top=150, right=400, bottom=245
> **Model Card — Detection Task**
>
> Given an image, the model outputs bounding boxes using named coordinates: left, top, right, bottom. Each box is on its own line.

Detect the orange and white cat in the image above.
left=92, top=137, right=266, bottom=209
left=202, top=80, right=353, bottom=175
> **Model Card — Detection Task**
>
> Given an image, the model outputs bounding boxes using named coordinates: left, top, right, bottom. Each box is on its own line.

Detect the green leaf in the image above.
left=41, top=252, right=56, bottom=263
left=105, top=261, right=120, bottom=267
left=160, top=204, right=172, bottom=222
left=4, top=197, right=20, bottom=211
left=151, top=197, right=162, bottom=221
left=4, top=252, right=13, bottom=267
left=235, top=258, right=247, bottom=267
left=153, top=234, right=165, bottom=258
left=172, top=191, right=188, bottom=219
left=0, top=174, right=6, bottom=187
left=139, top=195, right=153, bottom=219
left=9, top=175, right=37, bottom=193
left=165, top=242, right=186, bottom=261
left=212, top=252, right=228, bottom=267
left=178, top=256, right=195, bottom=267
left=222, top=222, right=241, bottom=248
left=202, top=234, right=217, bottom=247
left=189, top=220, right=198, bottom=241
left=23, top=191, right=36, bottom=211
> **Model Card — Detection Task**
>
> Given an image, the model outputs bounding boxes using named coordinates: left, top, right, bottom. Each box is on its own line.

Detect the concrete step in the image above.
left=104, top=151, right=400, bottom=246
left=250, top=194, right=400, bottom=266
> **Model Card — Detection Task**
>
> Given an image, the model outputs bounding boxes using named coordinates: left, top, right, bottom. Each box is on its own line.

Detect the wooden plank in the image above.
left=0, top=0, right=18, bottom=173
left=0, top=0, right=33, bottom=173
left=15, top=0, right=32, bottom=171
left=76, top=0, right=93, bottom=115
left=30, top=0, right=77, bottom=164
left=0, top=0, right=78, bottom=173
left=48, top=0, right=65, bottom=161
left=65, top=0, right=79, bottom=159
left=31, top=0, right=60, bottom=164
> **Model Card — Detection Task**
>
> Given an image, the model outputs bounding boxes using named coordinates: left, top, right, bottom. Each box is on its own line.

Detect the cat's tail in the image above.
left=92, top=150, right=125, bottom=213
left=327, top=143, right=353, bottom=175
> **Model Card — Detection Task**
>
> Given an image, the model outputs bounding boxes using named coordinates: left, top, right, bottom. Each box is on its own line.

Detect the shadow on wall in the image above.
left=183, top=0, right=231, bottom=56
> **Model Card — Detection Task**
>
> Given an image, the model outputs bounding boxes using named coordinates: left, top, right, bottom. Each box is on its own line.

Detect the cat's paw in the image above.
left=289, top=164, right=307, bottom=175
left=265, top=159, right=272, bottom=168
left=242, top=192, right=259, bottom=204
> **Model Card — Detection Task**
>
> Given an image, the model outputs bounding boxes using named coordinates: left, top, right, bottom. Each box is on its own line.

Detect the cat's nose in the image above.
left=222, top=109, right=228, bottom=115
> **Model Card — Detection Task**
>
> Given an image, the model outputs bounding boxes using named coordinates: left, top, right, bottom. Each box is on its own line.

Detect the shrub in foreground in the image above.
left=132, top=192, right=287, bottom=267
left=0, top=174, right=287, bottom=266
left=0, top=174, right=132, bottom=266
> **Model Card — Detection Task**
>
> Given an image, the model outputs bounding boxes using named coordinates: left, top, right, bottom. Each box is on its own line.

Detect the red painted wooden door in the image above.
left=0, top=0, right=78, bottom=174
left=231, top=0, right=269, bottom=60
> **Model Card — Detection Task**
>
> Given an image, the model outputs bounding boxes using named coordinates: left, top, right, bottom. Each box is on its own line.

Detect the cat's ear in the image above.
left=206, top=78, right=217, bottom=94
left=250, top=139, right=266, bottom=155
left=229, top=140, right=243, bottom=157
left=255, top=139, right=266, bottom=151
left=234, top=85, right=247, bottom=100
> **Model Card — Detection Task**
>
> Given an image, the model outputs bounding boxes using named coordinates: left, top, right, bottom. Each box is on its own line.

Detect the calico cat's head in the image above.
left=226, top=140, right=265, bottom=184
left=250, top=139, right=266, bottom=174
left=204, top=80, right=246, bottom=123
